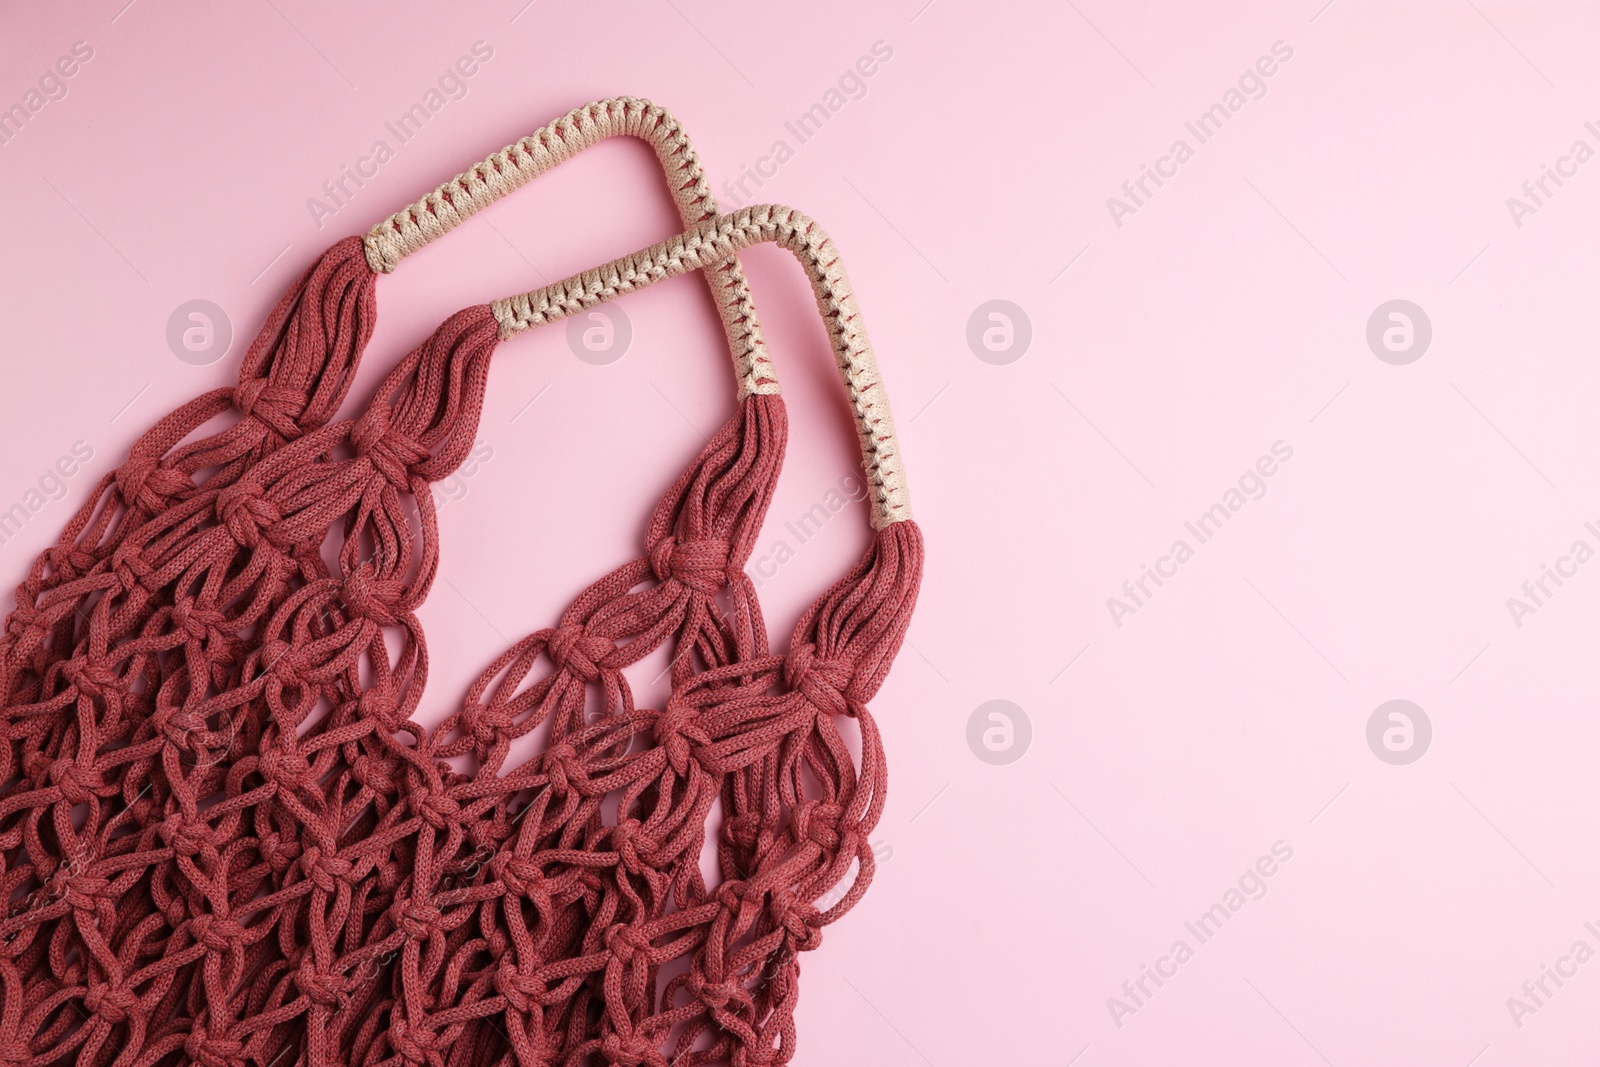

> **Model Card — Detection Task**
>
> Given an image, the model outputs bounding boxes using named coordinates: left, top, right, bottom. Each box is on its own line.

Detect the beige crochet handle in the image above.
left=491, top=205, right=911, bottom=529
left=364, top=97, right=776, bottom=397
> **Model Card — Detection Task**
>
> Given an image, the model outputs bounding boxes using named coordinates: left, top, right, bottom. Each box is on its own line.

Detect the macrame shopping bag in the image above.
left=0, top=100, right=922, bottom=1067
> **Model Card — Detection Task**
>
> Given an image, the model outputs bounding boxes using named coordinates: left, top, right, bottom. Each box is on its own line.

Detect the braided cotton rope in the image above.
left=0, top=99, right=921, bottom=1067
left=493, top=204, right=911, bottom=529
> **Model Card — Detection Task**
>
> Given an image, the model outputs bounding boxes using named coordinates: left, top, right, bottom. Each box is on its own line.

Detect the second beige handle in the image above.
left=491, top=205, right=912, bottom=531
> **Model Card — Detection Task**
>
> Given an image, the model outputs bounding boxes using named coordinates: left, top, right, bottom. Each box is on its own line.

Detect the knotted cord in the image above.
left=0, top=97, right=921, bottom=1067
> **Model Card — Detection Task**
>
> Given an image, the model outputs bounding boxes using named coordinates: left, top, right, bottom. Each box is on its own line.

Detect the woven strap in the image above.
left=492, top=205, right=911, bottom=529
left=365, top=96, right=776, bottom=397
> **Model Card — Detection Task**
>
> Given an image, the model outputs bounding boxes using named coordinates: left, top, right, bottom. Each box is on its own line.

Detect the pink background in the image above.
left=3, top=1, right=1599, bottom=1063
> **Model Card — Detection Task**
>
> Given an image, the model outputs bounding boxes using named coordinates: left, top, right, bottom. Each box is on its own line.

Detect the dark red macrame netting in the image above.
left=0, top=224, right=922, bottom=1064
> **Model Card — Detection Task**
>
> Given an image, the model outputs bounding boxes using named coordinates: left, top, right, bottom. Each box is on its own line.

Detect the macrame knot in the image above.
left=388, top=1018, right=446, bottom=1067
left=493, top=959, right=544, bottom=1015
left=652, top=700, right=709, bottom=776
left=611, top=819, right=659, bottom=875
left=61, top=658, right=119, bottom=701
left=343, top=566, right=405, bottom=627
left=295, top=956, right=352, bottom=1008
left=792, top=800, right=844, bottom=852
left=182, top=1024, right=244, bottom=1067
left=188, top=913, right=246, bottom=953
left=49, top=757, right=104, bottom=805
left=257, top=746, right=311, bottom=791
left=540, top=743, right=585, bottom=797
left=82, top=983, right=138, bottom=1025
left=4, top=602, right=38, bottom=643
left=255, top=639, right=302, bottom=684
left=159, top=812, right=213, bottom=858
left=115, top=455, right=190, bottom=513
left=462, top=703, right=514, bottom=749
left=45, top=544, right=96, bottom=581
left=604, top=923, right=652, bottom=968
left=491, top=854, right=550, bottom=904
left=352, top=752, right=396, bottom=795
left=391, top=901, right=443, bottom=943
left=351, top=405, right=427, bottom=490
left=157, top=706, right=206, bottom=753
left=783, top=643, right=855, bottom=717
left=171, top=599, right=227, bottom=644
left=299, top=845, right=354, bottom=893
left=416, top=790, right=461, bottom=830
left=599, top=1030, right=665, bottom=1067
left=110, top=541, right=154, bottom=592
left=216, top=481, right=284, bottom=550
left=232, top=376, right=268, bottom=418
left=741, top=1046, right=785, bottom=1067
left=715, top=880, right=762, bottom=919
left=358, top=687, right=401, bottom=727
left=257, top=830, right=301, bottom=876
left=61, top=874, right=111, bottom=913
left=545, top=625, right=612, bottom=682
left=769, top=889, right=824, bottom=952
left=234, top=378, right=308, bottom=439
left=114, top=455, right=155, bottom=508
left=686, top=971, right=747, bottom=1013
left=648, top=536, right=731, bottom=597
left=721, top=812, right=761, bottom=852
